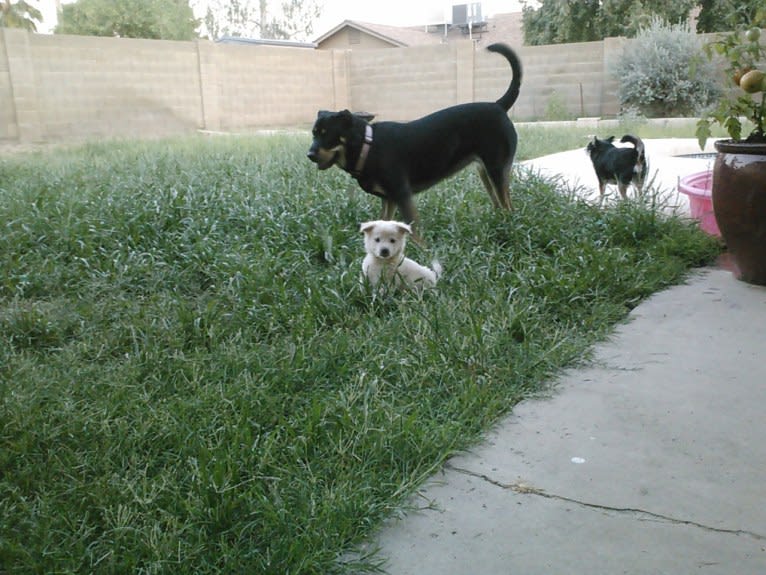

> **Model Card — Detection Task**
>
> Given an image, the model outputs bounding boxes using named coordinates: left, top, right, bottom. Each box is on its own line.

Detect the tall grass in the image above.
left=0, top=134, right=719, bottom=574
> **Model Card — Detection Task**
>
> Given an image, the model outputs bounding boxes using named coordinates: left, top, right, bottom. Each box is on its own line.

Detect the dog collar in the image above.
left=353, top=125, right=373, bottom=175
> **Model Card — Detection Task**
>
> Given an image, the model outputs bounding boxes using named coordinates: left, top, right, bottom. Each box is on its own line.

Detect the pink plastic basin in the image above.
left=679, top=171, right=720, bottom=236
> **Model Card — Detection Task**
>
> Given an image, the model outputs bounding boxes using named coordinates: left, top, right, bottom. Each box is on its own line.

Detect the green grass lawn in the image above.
left=0, top=133, right=719, bottom=574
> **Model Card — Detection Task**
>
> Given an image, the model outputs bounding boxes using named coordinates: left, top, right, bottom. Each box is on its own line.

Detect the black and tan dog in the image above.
left=586, top=135, right=648, bottom=199
left=307, top=43, right=523, bottom=235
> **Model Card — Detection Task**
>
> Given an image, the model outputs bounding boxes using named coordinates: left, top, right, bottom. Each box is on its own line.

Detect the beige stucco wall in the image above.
left=1, top=29, right=627, bottom=143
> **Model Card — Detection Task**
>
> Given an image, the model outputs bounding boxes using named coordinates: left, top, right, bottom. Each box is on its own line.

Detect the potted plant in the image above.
left=696, top=18, right=766, bottom=285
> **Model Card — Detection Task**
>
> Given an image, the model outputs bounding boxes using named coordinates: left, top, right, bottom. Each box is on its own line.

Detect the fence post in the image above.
left=3, top=29, right=43, bottom=142
left=0, top=29, right=17, bottom=141
left=197, top=39, right=221, bottom=132
left=602, top=36, right=627, bottom=117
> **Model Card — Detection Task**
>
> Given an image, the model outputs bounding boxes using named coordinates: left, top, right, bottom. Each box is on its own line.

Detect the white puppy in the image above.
left=360, top=220, right=442, bottom=290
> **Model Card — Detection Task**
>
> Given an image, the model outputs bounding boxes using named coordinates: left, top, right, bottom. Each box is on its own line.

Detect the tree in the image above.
left=200, top=0, right=321, bottom=41
left=261, top=0, right=321, bottom=40
left=522, top=0, right=697, bottom=45
left=0, top=0, right=43, bottom=31
left=522, top=0, right=600, bottom=45
left=696, top=0, right=765, bottom=33
left=56, top=0, right=198, bottom=41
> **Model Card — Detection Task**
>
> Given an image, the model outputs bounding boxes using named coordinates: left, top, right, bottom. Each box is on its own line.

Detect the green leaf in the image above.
left=723, top=116, right=743, bottom=140
left=695, top=119, right=712, bottom=150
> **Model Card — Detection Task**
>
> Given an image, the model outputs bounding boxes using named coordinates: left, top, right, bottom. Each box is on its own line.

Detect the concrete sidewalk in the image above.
left=370, top=269, right=766, bottom=574
left=365, top=142, right=766, bottom=574
left=520, top=138, right=718, bottom=211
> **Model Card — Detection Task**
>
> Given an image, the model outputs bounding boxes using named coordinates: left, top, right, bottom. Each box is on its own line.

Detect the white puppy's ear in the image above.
left=360, top=221, right=376, bottom=234
left=393, top=222, right=412, bottom=235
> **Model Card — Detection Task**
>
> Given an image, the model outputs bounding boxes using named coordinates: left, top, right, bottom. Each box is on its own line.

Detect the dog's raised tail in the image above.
left=487, top=43, right=523, bottom=112
left=620, top=135, right=645, bottom=161
left=620, top=134, right=646, bottom=172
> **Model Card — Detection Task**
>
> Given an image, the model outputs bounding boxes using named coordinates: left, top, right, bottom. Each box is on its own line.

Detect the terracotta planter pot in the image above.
left=712, top=140, right=766, bottom=285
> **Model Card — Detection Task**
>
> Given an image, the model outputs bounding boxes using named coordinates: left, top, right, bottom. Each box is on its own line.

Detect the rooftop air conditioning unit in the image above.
left=452, top=3, right=482, bottom=26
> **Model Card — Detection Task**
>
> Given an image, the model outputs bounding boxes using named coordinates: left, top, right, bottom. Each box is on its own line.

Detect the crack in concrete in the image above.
left=445, top=462, right=766, bottom=542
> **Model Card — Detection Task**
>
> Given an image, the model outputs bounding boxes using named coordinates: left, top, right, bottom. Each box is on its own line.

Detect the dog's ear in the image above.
left=393, top=222, right=412, bottom=236
left=360, top=221, right=376, bottom=234
left=606, top=136, right=615, bottom=143
left=338, top=109, right=355, bottom=126
left=316, top=110, right=332, bottom=119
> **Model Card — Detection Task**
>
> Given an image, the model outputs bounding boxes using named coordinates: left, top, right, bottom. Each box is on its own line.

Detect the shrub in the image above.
left=613, top=17, right=722, bottom=117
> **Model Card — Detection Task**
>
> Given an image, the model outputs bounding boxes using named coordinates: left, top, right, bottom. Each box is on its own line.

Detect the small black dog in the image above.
left=586, top=135, right=648, bottom=199
left=307, top=43, right=523, bottom=237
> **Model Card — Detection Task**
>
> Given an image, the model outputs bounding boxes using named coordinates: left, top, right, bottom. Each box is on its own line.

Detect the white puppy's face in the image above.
left=360, top=220, right=411, bottom=260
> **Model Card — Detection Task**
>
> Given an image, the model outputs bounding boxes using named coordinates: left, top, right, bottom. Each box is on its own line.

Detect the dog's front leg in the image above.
left=397, top=196, right=425, bottom=246
left=381, top=198, right=397, bottom=220
left=396, top=196, right=420, bottom=229
left=378, top=194, right=419, bottom=231
left=377, top=180, right=425, bottom=245
left=478, top=167, right=502, bottom=209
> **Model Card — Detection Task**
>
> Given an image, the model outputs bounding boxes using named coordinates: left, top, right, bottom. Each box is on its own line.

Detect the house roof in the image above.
left=217, top=36, right=317, bottom=48
left=313, top=13, right=524, bottom=48
left=314, top=20, right=442, bottom=47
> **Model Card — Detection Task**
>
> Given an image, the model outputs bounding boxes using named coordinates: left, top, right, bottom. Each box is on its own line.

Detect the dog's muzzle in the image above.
left=307, top=144, right=335, bottom=170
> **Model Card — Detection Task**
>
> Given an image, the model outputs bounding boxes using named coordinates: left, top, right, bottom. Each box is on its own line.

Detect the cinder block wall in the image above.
left=511, top=41, right=609, bottom=119
left=214, top=43, right=336, bottom=131
left=347, top=39, right=612, bottom=122
left=1, top=29, right=628, bottom=143
left=349, top=43, right=460, bottom=121
left=0, top=29, right=340, bottom=142
left=39, top=33, right=203, bottom=140
left=1, top=29, right=205, bottom=141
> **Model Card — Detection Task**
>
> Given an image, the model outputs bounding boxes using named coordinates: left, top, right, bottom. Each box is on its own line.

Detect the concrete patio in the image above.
left=363, top=140, right=766, bottom=575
